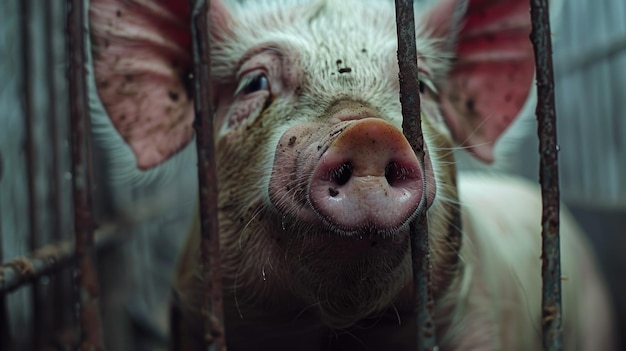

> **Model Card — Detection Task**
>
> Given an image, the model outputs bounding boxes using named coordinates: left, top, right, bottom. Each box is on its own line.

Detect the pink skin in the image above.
left=271, top=118, right=424, bottom=235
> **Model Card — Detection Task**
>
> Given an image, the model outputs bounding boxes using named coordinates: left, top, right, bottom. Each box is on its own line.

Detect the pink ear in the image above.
left=424, top=0, right=536, bottom=163
left=90, top=0, right=232, bottom=169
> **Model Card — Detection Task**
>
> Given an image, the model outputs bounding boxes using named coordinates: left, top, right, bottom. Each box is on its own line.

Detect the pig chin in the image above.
left=267, top=212, right=413, bottom=328
left=299, top=250, right=412, bottom=329
left=271, top=207, right=414, bottom=259
left=266, top=183, right=417, bottom=328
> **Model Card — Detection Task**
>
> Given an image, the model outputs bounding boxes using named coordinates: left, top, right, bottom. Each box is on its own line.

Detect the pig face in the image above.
left=90, top=0, right=539, bottom=329
left=209, top=3, right=450, bottom=327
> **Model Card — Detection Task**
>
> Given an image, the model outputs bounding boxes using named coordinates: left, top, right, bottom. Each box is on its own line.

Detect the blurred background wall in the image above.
left=0, top=0, right=624, bottom=350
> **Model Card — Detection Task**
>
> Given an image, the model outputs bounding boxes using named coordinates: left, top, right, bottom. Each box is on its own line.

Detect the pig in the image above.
left=88, top=0, right=615, bottom=350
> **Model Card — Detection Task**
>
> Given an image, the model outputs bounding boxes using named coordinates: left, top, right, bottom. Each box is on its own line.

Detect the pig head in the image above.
left=89, top=0, right=613, bottom=350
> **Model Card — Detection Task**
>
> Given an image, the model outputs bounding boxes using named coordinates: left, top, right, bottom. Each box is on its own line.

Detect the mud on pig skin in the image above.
left=88, top=0, right=615, bottom=350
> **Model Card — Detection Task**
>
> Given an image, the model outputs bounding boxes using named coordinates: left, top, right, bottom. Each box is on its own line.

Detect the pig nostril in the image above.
left=384, top=162, right=397, bottom=185
left=385, top=161, right=412, bottom=186
left=330, top=162, right=352, bottom=186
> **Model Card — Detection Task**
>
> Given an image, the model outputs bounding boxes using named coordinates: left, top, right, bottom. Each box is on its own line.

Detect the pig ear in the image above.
left=89, top=0, right=233, bottom=169
left=423, top=0, right=538, bottom=163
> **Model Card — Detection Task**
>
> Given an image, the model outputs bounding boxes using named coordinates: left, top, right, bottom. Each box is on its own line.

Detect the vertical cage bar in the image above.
left=189, top=0, right=226, bottom=350
left=529, top=0, right=563, bottom=350
left=67, top=0, right=105, bottom=349
left=0, top=166, right=12, bottom=350
left=19, top=0, right=46, bottom=347
left=0, top=273, right=10, bottom=350
left=394, top=1, right=435, bottom=350
left=44, top=0, right=67, bottom=333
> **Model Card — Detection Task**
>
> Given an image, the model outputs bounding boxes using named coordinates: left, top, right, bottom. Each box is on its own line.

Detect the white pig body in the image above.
left=88, top=0, right=615, bottom=350
left=442, top=174, right=614, bottom=350
left=174, top=173, right=615, bottom=351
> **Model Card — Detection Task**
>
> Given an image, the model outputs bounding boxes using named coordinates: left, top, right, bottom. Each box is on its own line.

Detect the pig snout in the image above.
left=311, top=118, right=423, bottom=231
left=270, top=117, right=424, bottom=235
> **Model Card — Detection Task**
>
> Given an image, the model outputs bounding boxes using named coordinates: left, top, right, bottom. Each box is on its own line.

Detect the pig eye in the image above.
left=235, top=72, right=270, bottom=96
left=418, top=78, right=438, bottom=96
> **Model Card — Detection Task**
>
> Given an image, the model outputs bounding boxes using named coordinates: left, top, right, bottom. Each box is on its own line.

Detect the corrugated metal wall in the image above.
left=511, top=0, right=626, bottom=208
left=0, top=1, right=74, bottom=347
left=557, top=0, right=625, bottom=208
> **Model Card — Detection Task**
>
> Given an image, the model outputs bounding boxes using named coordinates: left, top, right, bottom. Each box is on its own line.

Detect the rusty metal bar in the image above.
left=19, top=1, right=46, bottom=347
left=189, top=0, right=226, bottom=350
left=0, top=193, right=174, bottom=294
left=0, top=280, right=10, bottom=351
left=44, top=0, right=66, bottom=332
left=529, top=0, right=563, bottom=350
left=394, top=1, right=436, bottom=350
left=67, top=0, right=104, bottom=349
left=0, top=169, right=12, bottom=351
left=0, top=220, right=130, bottom=295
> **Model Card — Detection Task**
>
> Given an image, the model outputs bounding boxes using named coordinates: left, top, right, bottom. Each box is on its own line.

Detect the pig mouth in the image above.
left=268, top=167, right=422, bottom=260
left=265, top=199, right=415, bottom=272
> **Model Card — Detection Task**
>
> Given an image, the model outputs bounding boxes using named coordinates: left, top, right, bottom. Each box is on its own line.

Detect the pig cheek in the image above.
left=215, top=130, right=285, bottom=277
left=268, top=125, right=325, bottom=227
left=215, top=114, right=273, bottom=218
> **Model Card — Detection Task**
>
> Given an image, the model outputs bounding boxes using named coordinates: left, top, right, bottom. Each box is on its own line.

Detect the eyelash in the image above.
left=419, top=78, right=437, bottom=95
left=235, top=72, right=270, bottom=97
